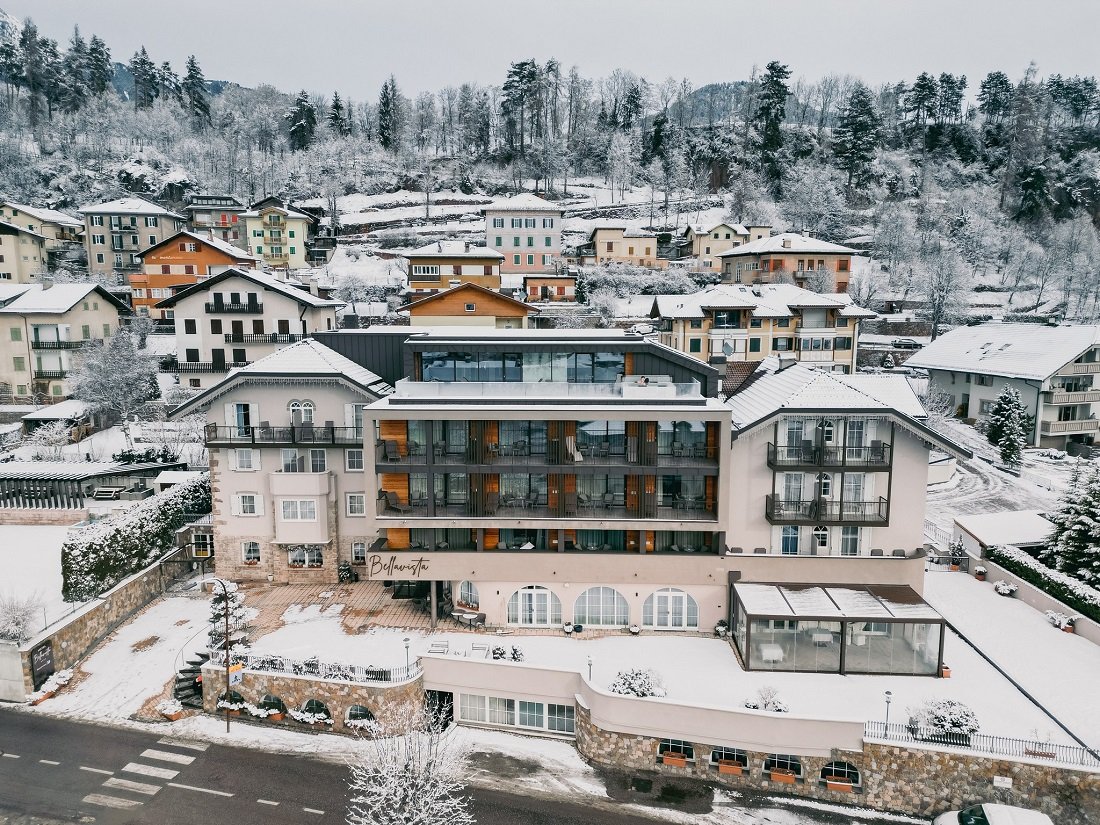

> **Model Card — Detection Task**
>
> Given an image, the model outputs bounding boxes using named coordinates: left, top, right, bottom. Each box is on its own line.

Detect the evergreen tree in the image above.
left=328, top=91, right=350, bottom=136
left=377, top=75, right=402, bottom=151
left=157, top=61, right=183, bottom=106
left=978, top=70, right=1014, bottom=125
left=1048, top=466, right=1100, bottom=586
left=128, top=47, right=157, bottom=109
left=285, top=90, right=317, bottom=151
left=38, top=35, right=62, bottom=120
left=1014, top=161, right=1054, bottom=223
left=904, top=71, right=939, bottom=134
left=18, top=21, right=47, bottom=127
left=182, top=55, right=210, bottom=127
left=752, top=60, right=791, bottom=184
left=85, top=35, right=113, bottom=96
left=985, top=385, right=1028, bottom=464
left=58, top=27, right=89, bottom=114
left=832, top=82, right=882, bottom=191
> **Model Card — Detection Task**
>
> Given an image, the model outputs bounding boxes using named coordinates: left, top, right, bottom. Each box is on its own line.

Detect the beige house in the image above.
left=718, top=233, right=856, bottom=293
left=0, top=282, right=126, bottom=401
left=652, top=283, right=875, bottom=372
left=241, top=196, right=316, bottom=271
left=579, top=225, right=661, bottom=268
left=482, top=193, right=563, bottom=275
left=156, top=268, right=344, bottom=390
left=0, top=203, right=82, bottom=249
left=405, top=241, right=504, bottom=295
left=681, top=223, right=771, bottom=271
left=79, top=196, right=185, bottom=277
left=0, top=221, right=48, bottom=283
left=183, top=194, right=247, bottom=248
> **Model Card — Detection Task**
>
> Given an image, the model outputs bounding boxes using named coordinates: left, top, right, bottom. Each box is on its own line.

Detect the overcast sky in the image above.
left=5, top=0, right=1098, bottom=100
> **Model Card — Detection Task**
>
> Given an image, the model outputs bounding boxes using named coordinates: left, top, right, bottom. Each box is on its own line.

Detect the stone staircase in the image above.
left=173, top=651, right=209, bottom=710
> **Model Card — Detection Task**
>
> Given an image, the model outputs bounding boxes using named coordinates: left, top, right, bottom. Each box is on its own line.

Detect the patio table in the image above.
left=759, top=643, right=785, bottom=663
left=811, top=631, right=833, bottom=647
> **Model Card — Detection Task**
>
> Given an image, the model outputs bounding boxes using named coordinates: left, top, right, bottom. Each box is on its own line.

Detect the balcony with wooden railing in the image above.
left=1040, top=418, right=1100, bottom=435
left=1047, top=389, right=1100, bottom=405
left=31, top=339, right=88, bottom=350
left=1058, top=361, right=1100, bottom=375
left=204, top=301, right=264, bottom=314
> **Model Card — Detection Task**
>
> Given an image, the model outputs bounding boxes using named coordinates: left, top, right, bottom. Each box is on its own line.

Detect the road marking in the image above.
left=303, top=807, right=325, bottom=815
left=156, top=737, right=209, bottom=752
left=38, top=759, right=60, bottom=765
left=2, top=753, right=19, bottom=759
left=166, top=782, right=233, bottom=797
left=140, top=749, right=195, bottom=765
left=79, top=766, right=114, bottom=775
left=123, top=762, right=178, bottom=780
left=103, top=777, right=160, bottom=796
left=82, top=793, right=142, bottom=809
left=257, top=799, right=279, bottom=806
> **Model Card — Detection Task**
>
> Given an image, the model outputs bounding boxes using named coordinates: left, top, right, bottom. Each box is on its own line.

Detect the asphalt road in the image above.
left=0, top=710, right=915, bottom=825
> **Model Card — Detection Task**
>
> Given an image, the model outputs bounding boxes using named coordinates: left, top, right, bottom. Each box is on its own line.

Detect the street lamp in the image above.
left=587, top=655, right=593, bottom=681
left=884, top=690, right=893, bottom=729
left=403, top=637, right=411, bottom=672
left=210, top=578, right=232, bottom=734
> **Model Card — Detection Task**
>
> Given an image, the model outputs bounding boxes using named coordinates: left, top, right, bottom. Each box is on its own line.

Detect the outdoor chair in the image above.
left=386, top=491, right=411, bottom=513
left=485, top=492, right=500, bottom=515
left=729, top=546, right=744, bottom=554
left=870, top=548, right=884, bottom=556
left=753, top=547, right=768, bottom=554
left=892, top=548, right=907, bottom=557
left=525, top=491, right=539, bottom=509
left=384, top=440, right=400, bottom=461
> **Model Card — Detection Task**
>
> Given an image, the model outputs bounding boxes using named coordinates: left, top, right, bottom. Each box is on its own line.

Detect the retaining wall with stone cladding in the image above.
left=0, top=508, right=89, bottom=525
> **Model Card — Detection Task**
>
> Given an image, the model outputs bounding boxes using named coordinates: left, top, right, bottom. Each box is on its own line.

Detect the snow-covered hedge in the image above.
left=911, top=699, right=980, bottom=735
left=988, top=545, right=1100, bottom=624
left=288, top=708, right=334, bottom=725
left=157, top=698, right=183, bottom=716
left=607, top=668, right=666, bottom=698
left=61, top=474, right=211, bottom=602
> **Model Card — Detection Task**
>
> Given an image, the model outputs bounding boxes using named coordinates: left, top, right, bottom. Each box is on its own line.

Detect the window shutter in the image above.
left=229, top=449, right=237, bottom=470
left=230, top=495, right=241, bottom=516
left=344, top=404, right=355, bottom=428
left=224, top=403, right=236, bottom=426
left=179, top=243, right=186, bottom=252
left=253, top=450, right=261, bottom=470
left=248, top=403, right=258, bottom=427
left=253, top=495, right=265, bottom=516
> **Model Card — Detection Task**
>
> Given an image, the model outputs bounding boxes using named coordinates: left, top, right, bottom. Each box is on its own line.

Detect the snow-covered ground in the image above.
left=924, top=571, right=1100, bottom=748
left=0, top=525, right=82, bottom=635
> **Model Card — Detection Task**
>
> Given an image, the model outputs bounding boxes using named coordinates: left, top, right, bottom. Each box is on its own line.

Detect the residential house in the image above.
left=574, top=225, right=661, bottom=268
left=482, top=193, right=563, bottom=275
left=905, top=322, right=1100, bottom=449
left=241, top=196, right=317, bottom=271
left=405, top=241, right=503, bottom=295
left=679, top=223, right=772, bottom=271
left=402, top=283, right=536, bottom=329
left=523, top=271, right=577, bottom=303
left=134, top=231, right=261, bottom=320
left=156, top=268, right=343, bottom=390
left=718, top=233, right=856, bottom=292
left=0, top=202, right=83, bottom=249
left=0, top=221, right=48, bottom=283
left=79, top=196, right=185, bottom=278
left=183, top=194, right=247, bottom=248
left=952, top=510, right=1056, bottom=558
left=0, top=282, right=126, bottom=401
left=651, top=283, right=875, bottom=372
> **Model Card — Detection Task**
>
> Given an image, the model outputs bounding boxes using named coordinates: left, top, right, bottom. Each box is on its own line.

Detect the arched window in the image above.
left=260, top=694, right=286, bottom=714
left=573, top=587, right=629, bottom=626
left=218, top=690, right=244, bottom=704
left=711, top=747, right=748, bottom=768
left=817, top=473, right=832, bottom=497
left=302, top=699, right=330, bottom=718
left=458, top=581, right=479, bottom=609
left=642, top=588, right=698, bottom=630
left=345, top=704, right=377, bottom=730
left=288, top=400, right=315, bottom=424
left=764, top=753, right=802, bottom=777
left=812, top=526, right=829, bottom=549
left=507, top=585, right=561, bottom=626
left=820, top=760, right=860, bottom=786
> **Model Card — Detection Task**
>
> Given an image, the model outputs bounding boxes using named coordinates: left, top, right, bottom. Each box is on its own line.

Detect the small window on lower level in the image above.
left=658, top=739, right=695, bottom=761
left=465, top=303, right=476, bottom=312
left=764, top=754, right=802, bottom=776
left=711, top=747, right=747, bottom=767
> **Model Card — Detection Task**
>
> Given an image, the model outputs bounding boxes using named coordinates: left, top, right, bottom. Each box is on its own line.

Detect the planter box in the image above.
left=266, top=712, right=285, bottom=722
left=1062, top=625, right=1075, bottom=634
left=975, top=573, right=986, bottom=581
left=662, top=753, right=688, bottom=768
left=825, top=776, right=854, bottom=792
left=770, top=769, right=797, bottom=783
left=30, top=691, right=54, bottom=706
left=717, top=760, right=743, bottom=776
left=941, top=665, right=952, bottom=678
left=161, top=710, right=184, bottom=722
left=1024, top=748, right=1056, bottom=759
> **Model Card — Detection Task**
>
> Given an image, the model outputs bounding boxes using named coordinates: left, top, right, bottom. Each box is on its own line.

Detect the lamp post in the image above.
left=211, top=578, right=232, bottom=734
left=884, top=690, right=893, bottom=730
left=587, top=655, right=593, bottom=681
left=403, top=637, right=411, bottom=672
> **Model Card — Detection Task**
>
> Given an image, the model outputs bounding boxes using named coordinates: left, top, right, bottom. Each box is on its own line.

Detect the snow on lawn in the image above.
left=0, top=525, right=81, bottom=635
left=31, top=595, right=208, bottom=720
left=924, top=571, right=1100, bottom=748
left=249, top=601, right=1062, bottom=742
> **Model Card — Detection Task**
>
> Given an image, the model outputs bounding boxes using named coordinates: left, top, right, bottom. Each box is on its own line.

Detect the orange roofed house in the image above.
left=718, top=233, right=856, bottom=293
left=403, top=282, right=537, bottom=329
left=405, top=241, right=504, bottom=296
left=134, top=231, right=261, bottom=320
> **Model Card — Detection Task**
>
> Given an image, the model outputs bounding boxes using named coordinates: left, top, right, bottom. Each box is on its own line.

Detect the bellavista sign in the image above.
left=366, top=554, right=431, bottom=580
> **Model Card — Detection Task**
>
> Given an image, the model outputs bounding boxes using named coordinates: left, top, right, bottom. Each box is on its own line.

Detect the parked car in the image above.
left=629, top=323, right=656, bottom=335
left=891, top=337, right=922, bottom=349
left=933, top=804, right=1053, bottom=825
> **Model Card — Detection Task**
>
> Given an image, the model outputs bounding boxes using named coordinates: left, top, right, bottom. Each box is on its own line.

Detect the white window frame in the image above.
left=242, top=541, right=260, bottom=562
left=345, top=449, right=364, bottom=471
left=234, top=448, right=256, bottom=471
left=352, top=541, right=367, bottom=564
left=280, top=499, right=318, bottom=521
left=346, top=493, right=366, bottom=516
left=236, top=493, right=260, bottom=516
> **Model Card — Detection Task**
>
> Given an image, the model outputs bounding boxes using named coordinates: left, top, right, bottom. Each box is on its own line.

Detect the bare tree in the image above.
left=68, top=329, right=159, bottom=450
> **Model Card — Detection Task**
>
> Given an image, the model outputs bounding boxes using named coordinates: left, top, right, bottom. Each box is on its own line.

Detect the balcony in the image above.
left=31, top=340, right=88, bottom=350
left=174, top=361, right=251, bottom=373
left=1059, top=362, right=1100, bottom=375
left=205, top=423, right=363, bottom=446
left=765, top=495, right=889, bottom=525
left=378, top=492, right=717, bottom=522
left=32, top=369, right=67, bottom=380
left=767, top=442, right=891, bottom=471
left=1047, top=389, right=1100, bottom=405
left=390, top=378, right=705, bottom=405
left=1040, top=419, right=1100, bottom=435
left=375, top=439, right=716, bottom=469
left=204, top=302, right=264, bottom=314
left=263, top=253, right=290, bottom=265
left=223, top=333, right=305, bottom=344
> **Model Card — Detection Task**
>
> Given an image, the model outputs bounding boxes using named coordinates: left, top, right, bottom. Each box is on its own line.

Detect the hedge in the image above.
left=987, top=544, right=1100, bottom=625
left=61, top=473, right=211, bottom=602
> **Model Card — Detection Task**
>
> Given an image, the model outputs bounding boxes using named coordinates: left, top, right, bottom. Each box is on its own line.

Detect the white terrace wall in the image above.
left=0, top=642, right=22, bottom=702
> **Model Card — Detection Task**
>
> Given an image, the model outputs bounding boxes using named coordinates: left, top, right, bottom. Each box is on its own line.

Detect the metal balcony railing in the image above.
left=30, top=340, right=87, bottom=350
left=204, top=424, right=363, bottom=446
left=765, top=495, right=888, bottom=525
left=767, top=442, right=892, bottom=470
left=223, top=333, right=304, bottom=344
left=204, top=302, right=264, bottom=314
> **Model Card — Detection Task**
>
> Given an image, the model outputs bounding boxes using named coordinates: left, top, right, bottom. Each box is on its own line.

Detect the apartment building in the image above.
left=0, top=221, right=47, bottom=283
left=651, top=283, right=875, bottom=372
left=79, top=196, right=185, bottom=277
left=403, top=283, right=536, bottom=329
left=183, top=195, right=247, bottom=248
left=718, top=233, right=856, bottom=293
left=156, top=268, right=343, bottom=389
left=241, top=196, right=316, bottom=271
left=0, top=283, right=126, bottom=401
left=679, top=223, right=771, bottom=271
left=134, top=231, right=261, bottom=319
left=906, top=322, right=1100, bottom=449
left=482, top=194, right=563, bottom=275
left=578, top=226, right=662, bottom=268
left=405, top=242, right=503, bottom=295
left=0, top=203, right=82, bottom=249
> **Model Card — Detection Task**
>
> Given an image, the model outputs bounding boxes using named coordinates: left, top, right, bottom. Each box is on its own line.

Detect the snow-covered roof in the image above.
left=735, top=583, right=940, bottom=620
left=0, top=283, right=124, bottom=315
left=406, top=241, right=504, bottom=260
left=717, top=233, right=855, bottom=258
left=22, top=399, right=90, bottom=420
left=834, top=374, right=927, bottom=419
left=0, top=284, right=33, bottom=304
left=2, top=202, right=82, bottom=227
left=78, top=196, right=183, bottom=218
left=482, top=193, right=563, bottom=213
left=610, top=295, right=657, bottom=319
left=140, top=230, right=260, bottom=263
left=156, top=268, right=342, bottom=309
left=169, top=339, right=392, bottom=418
left=954, top=511, right=1055, bottom=548
left=685, top=222, right=748, bottom=237
left=240, top=204, right=314, bottom=221
left=653, top=283, right=873, bottom=321
left=0, top=219, right=47, bottom=241
left=904, top=323, right=1100, bottom=381
left=154, top=470, right=204, bottom=486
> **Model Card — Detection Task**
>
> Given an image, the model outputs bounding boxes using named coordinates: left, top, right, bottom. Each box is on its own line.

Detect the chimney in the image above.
left=40, top=277, right=53, bottom=290
left=308, top=276, right=319, bottom=297
left=437, top=242, right=443, bottom=253
left=782, top=237, right=792, bottom=249
left=465, top=242, right=470, bottom=253
left=776, top=352, right=797, bottom=372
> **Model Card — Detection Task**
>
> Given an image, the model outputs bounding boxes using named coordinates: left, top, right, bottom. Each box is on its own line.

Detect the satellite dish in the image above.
left=722, top=340, right=735, bottom=357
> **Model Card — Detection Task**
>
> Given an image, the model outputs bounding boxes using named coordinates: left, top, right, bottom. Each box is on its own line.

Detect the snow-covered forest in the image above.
left=3, top=11, right=1100, bottom=318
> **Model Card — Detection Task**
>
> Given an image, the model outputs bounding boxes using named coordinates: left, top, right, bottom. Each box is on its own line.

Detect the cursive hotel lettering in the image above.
left=368, top=554, right=430, bottom=579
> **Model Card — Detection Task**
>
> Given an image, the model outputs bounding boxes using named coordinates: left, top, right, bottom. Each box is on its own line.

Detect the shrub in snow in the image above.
left=61, top=473, right=211, bottom=602
left=0, top=591, right=44, bottom=643
left=243, top=701, right=281, bottom=719
left=985, top=385, right=1028, bottom=465
left=345, top=717, right=380, bottom=732
left=1042, top=468, right=1100, bottom=588
left=216, top=698, right=247, bottom=712
left=911, top=699, right=980, bottom=735
left=207, top=579, right=251, bottom=653
left=1045, top=610, right=1077, bottom=629
left=288, top=708, right=334, bottom=725
left=607, top=668, right=666, bottom=698
left=743, top=685, right=789, bottom=713
left=974, top=566, right=987, bottom=575
left=990, top=545, right=1100, bottom=624
left=992, top=580, right=1018, bottom=596
left=156, top=698, right=183, bottom=715
left=26, top=669, right=72, bottom=702
left=509, top=645, right=524, bottom=662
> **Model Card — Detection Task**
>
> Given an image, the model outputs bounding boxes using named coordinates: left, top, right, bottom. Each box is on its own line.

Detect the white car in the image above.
left=629, top=323, right=656, bottom=335
left=933, top=804, right=1053, bottom=825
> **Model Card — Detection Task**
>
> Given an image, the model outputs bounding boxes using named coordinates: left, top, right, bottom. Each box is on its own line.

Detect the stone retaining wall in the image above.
left=0, top=508, right=88, bottom=525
